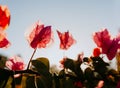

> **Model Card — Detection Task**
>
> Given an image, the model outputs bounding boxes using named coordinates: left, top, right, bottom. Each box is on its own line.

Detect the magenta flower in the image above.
left=25, top=21, right=53, bottom=69
left=57, top=30, right=76, bottom=50
left=25, top=21, right=53, bottom=49
left=0, top=5, right=11, bottom=30
left=93, top=28, right=120, bottom=60
left=6, top=55, right=25, bottom=71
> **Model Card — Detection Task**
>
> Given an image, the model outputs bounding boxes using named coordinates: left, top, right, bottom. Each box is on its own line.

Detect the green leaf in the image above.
left=59, top=69, right=65, bottom=78
left=53, top=73, right=61, bottom=88
left=62, top=78, right=75, bottom=88
left=64, top=58, right=75, bottom=71
left=31, top=57, right=52, bottom=88
left=24, top=75, right=52, bottom=88
left=0, top=68, right=14, bottom=88
left=20, top=75, right=27, bottom=88
left=26, top=76, right=36, bottom=88
left=32, top=59, right=49, bottom=75
left=15, top=75, right=22, bottom=85
left=5, top=76, right=15, bottom=88
left=35, top=57, right=50, bottom=70
left=36, top=75, right=49, bottom=88
left=57, top=77, right=75, bottom=88
left=0, top=54, right=7, bottom=68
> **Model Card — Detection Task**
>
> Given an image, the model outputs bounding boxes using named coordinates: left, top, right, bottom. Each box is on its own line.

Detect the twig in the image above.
left=27, top=48, right=37, bottom=70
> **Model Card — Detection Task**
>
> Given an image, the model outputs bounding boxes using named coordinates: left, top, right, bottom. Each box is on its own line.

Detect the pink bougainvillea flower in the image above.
left=93, top=28, right=120, bottom=60
left=25, top=21, right=53, bottom=49
left=93, top=47, right=101, bottom=57
left=0, top=30, right=10, bottom=48
left=6, top=55, right=25, bottom=71
left=0, top=5, right=10, bottom=30
left=57, top=30, right=76, bottom=50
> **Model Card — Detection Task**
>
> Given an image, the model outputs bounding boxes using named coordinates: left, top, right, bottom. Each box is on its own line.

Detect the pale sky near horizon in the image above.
left=0, top=0, right=120, bottom=69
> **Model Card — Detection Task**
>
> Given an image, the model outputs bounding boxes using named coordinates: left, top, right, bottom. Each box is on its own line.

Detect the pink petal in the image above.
left=25, top=21, right=52, bottom=49
left=31, top=26, right=51, bottom=48
left=93, top=28, right=120, bottom=60
left=107, top=37, right=120, bottom=60
left=29, top=24, right=44, bottom=43
left=0, top=5, right=10, bottom=30
left=0, top=37, right=10, bottom=48
left=57, top=30, right=76, bottom=50
left=93, top=29, right=112, bottom=49
left=0, top=30, right=10, bottom=48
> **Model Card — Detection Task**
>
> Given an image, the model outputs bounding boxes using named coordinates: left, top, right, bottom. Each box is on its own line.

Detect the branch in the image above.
left=15, top=69, right=40, bottom=76
left=27, top=48, right=37, bottom=70
left=0, top=68, right=40, bottom=76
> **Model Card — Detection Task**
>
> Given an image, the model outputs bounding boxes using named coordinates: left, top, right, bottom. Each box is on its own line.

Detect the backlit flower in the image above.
left=0, top=5, right=10, bottom=30
left=57, top=30, right=76, bottom=50
left=25, top=21, right=53, bottom=49
left=93, top=28, right=120, bottom=60
left=6, top=55, right=25, bottom=71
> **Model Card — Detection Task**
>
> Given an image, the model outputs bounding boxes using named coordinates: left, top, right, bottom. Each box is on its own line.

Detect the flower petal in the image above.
left=93, top=28, right=120, bottom=60
left=25, top=21, right=53, bottom=49
left=0, top=30, right=10, bottom=48
left=0, top=5, right=10, bottom=30
left=57, top=30, right=76, bottom=50
left=31, top=26, right=52, bottom=48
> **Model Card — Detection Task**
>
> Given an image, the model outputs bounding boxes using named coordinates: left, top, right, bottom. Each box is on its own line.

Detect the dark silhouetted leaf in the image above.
left=0, top=68, right=14, bottom=88
left=30, top=57, right=52, bottom=88
left=0, top=54, right=7, bottom=68
left=32, top=59, right=49, bottom=75
left=64, top=58, right=75, bottom=71
left=35, top=57, right=50, bottom=70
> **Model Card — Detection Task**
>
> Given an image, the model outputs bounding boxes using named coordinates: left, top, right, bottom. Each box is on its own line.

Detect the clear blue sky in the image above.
left=0, top=0, right=120, bottom=68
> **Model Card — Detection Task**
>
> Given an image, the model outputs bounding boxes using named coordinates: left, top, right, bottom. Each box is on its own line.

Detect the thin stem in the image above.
left=34, top=76, right=38, bottom=88
left=27, top=48, right=37, bottom=70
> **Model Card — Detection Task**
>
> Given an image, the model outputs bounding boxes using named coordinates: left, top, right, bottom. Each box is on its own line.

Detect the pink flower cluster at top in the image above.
left=6, top=55, right=25, bottom=71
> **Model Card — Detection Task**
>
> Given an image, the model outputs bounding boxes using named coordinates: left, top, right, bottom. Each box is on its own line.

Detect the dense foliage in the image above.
left=0, top=54, right=120, bottom=88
